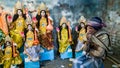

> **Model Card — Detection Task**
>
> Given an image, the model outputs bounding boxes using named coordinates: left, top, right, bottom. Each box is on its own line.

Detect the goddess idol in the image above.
left=36, top=3, right=54, bottom=50
left=10, top=0, right=26, bottom=49
left=24, top=23, right=40, bottom=61
left=56, top=16, right=73, bottom=53
left=75, top=16, right=87, bottom=52
left=0, top=35, right=22, bottom=68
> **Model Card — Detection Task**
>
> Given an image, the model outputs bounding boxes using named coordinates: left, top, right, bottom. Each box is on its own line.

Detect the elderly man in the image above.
left=73, top=17, right=110, bottom=68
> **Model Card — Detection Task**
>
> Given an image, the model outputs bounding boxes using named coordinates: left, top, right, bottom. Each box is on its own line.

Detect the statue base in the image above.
left=60, top=46, right=73, bottom=59
left=40, top=46, right=54, bottom=61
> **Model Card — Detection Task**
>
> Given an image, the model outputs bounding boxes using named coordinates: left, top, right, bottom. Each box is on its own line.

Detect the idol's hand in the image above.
left=67, top=21, right=70, bottom=28
left=25, top=8, right=28, bottom=15
left=0, top=46, right=2, bottom=50
left=20, top=32, right=25, bottom=38
left=69, top=39, right=72, bottom=44
left=32, top=17, right=37, bottom=24
left=75, top=26, right=78, bottom=32
left=7, top=15, right=12, bottom=24
left=13, top=43, right=17, bottom=46
left=35, top=28, right=39, bottom=33
left=56, top=27, right=60, bottom=32
left=9, top=23, right=14, bottom=29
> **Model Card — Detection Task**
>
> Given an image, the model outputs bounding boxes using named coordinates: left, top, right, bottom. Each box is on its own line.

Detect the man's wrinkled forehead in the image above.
left=87, top=21, right=101, bottom=27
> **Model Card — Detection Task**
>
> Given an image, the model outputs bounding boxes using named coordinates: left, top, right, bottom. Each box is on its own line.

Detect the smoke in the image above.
left=23, top=0, right=36, bottom=12
left=109, top=11, right=120, bottom=24
left=60, top=9, right=79, bottom=28
left=41, top=0, right=60, bottom=10
left=48, top=1, right=59, bottom=9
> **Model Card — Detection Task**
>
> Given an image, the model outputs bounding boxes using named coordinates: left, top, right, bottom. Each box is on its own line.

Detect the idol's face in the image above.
left=62, top=23, right=66, bottom=28
left=41, top=10, right=45, bottom=17
left=17, top=10, right=22, bottom=16
left=28, top=24, right=32, bottom=30
left=6, top=41, right=11, bottom=46
left=80, top=23, right=85, bottom=28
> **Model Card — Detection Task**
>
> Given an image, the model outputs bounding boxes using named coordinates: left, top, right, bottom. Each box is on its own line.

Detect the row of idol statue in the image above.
left=0, top=0, right=87, bottom=68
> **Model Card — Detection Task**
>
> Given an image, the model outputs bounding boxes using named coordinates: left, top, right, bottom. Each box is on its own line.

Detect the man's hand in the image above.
left=86, top=33, right=92, bottom=40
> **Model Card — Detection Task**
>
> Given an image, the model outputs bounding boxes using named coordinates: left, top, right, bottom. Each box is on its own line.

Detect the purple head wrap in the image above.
left=87, top=17, right=106, bottom=30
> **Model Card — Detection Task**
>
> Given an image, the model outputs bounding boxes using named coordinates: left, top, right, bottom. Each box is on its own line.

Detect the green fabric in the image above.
left=0, top=29, right=5, bottom=42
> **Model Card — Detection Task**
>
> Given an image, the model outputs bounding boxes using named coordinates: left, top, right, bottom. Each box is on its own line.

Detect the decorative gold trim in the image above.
left=37, top=2, right=49, bottom=15
left=14, top=0, right=23, bottom=14
left=60, top=16, right=67, bottom=26
left=38, top=2, right=47, bottom=11
left=78, top=16, right=86, bottom=24
left=5, top=35, right=12, bottom=42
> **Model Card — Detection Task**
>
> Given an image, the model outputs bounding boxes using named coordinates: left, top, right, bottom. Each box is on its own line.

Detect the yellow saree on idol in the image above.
left=57, top=16, right=73, bottom=53
left=0, top=35, right=22, bottom=68
left=75, top=16, right=87, bottom=52
left=10, top=0, right=26, bottom=49
left=36, top=3, right=54, bottom=50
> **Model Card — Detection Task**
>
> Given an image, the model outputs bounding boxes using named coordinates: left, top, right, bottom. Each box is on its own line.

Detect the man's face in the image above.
left=87, top=26, right=96, bottom=34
